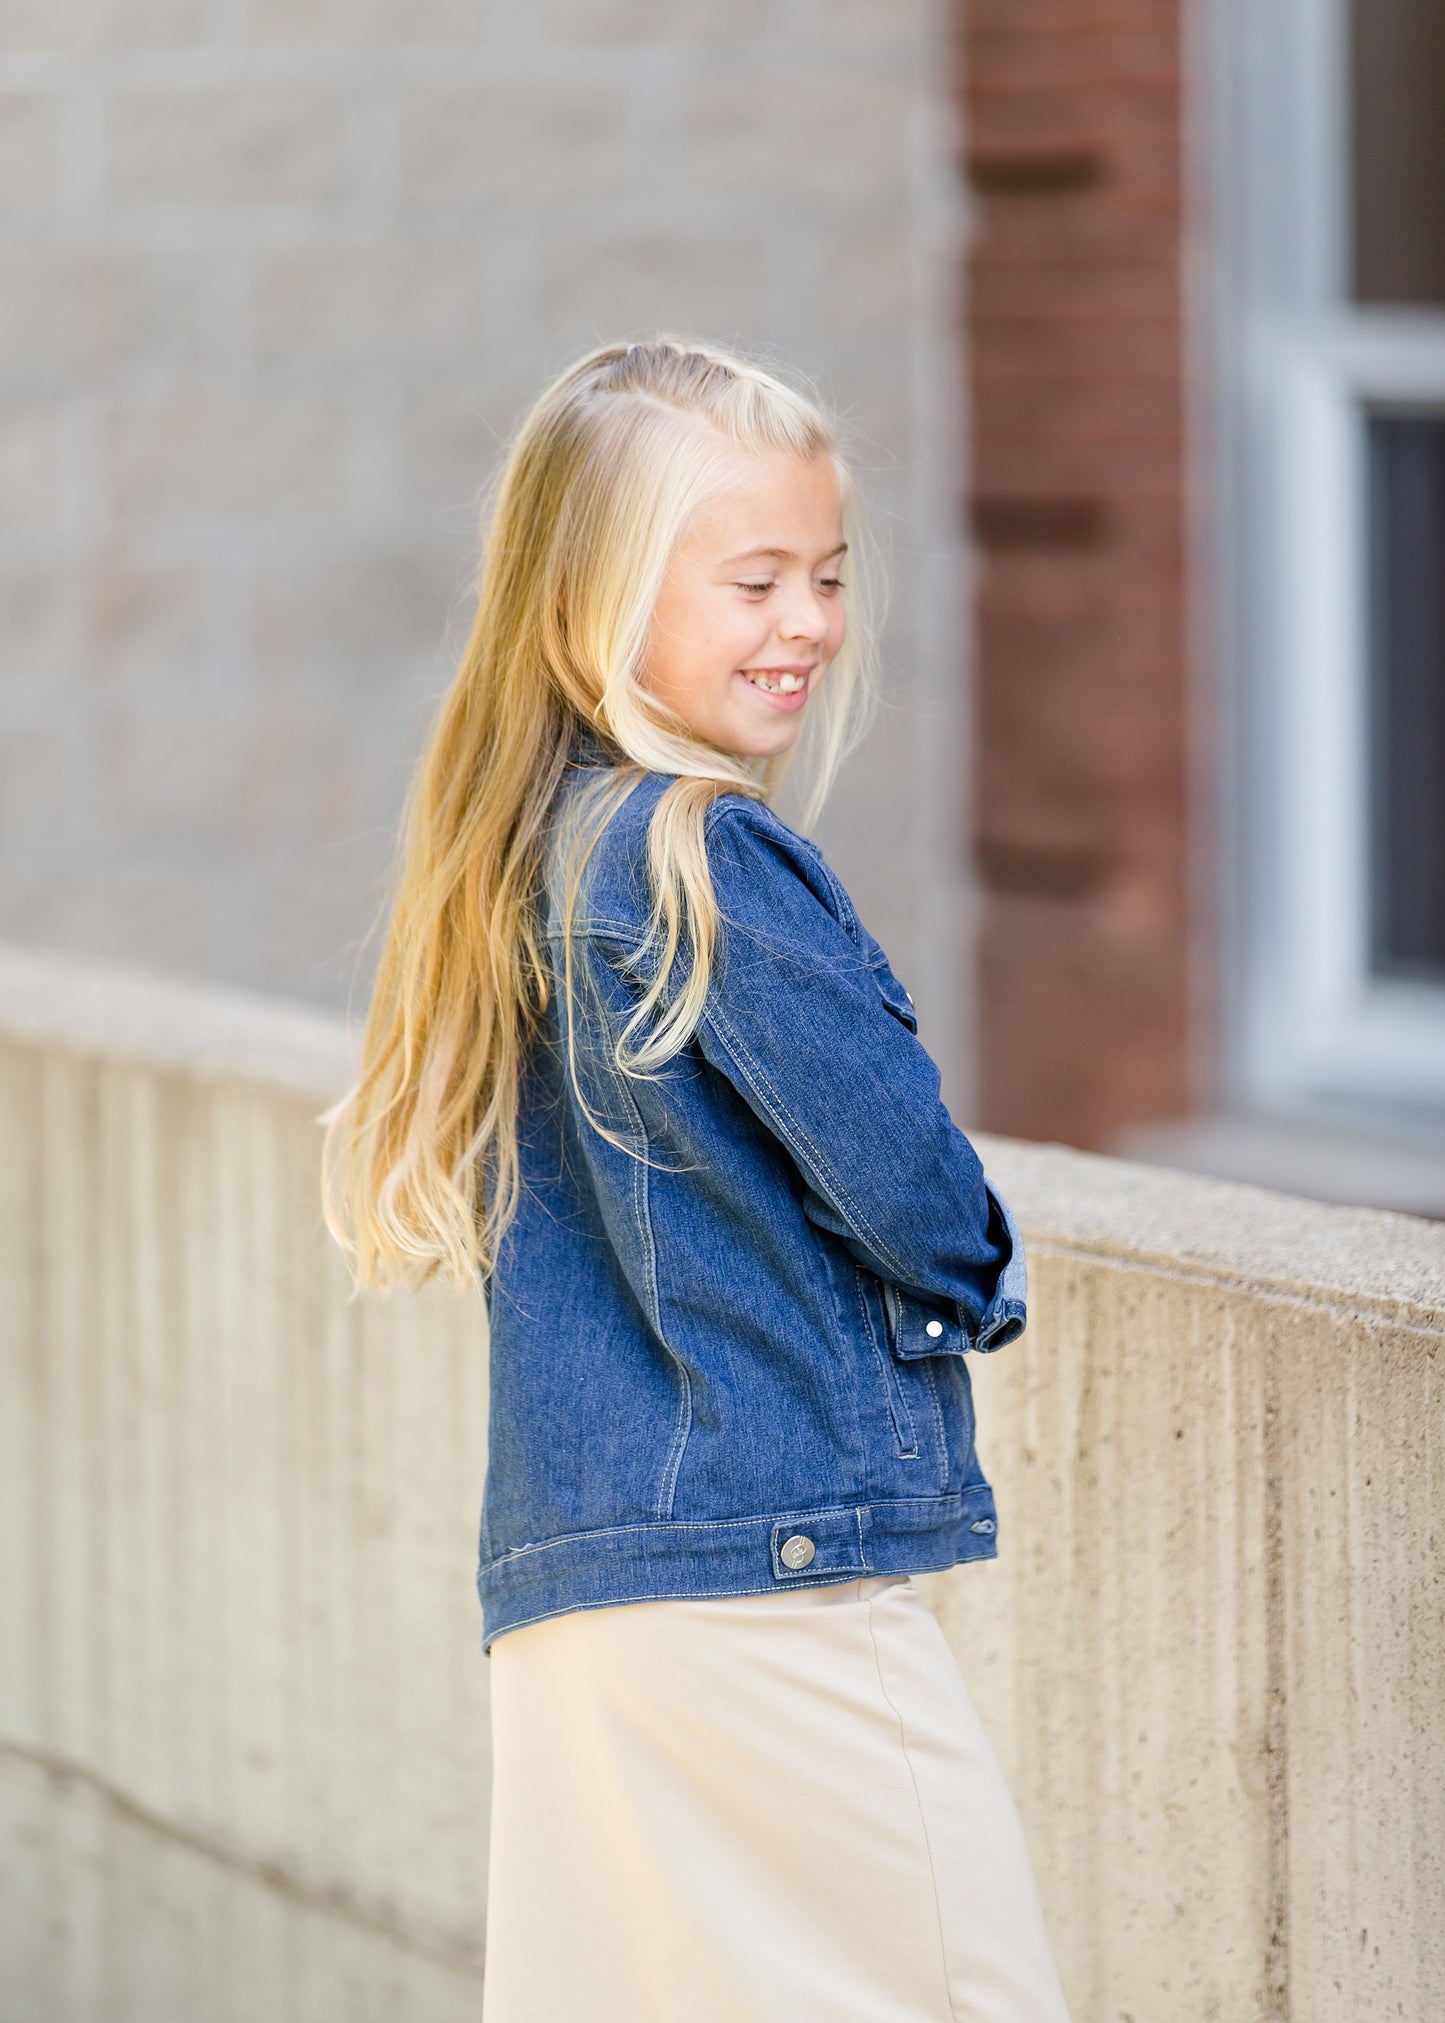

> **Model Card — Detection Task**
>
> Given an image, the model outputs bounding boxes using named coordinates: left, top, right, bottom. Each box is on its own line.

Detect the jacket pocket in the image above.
left=880, top=1282, right=977, bottom=1491
left=852, top=1262, right=920, bottom=1460
left=869, top=952, right=919, bottom=1032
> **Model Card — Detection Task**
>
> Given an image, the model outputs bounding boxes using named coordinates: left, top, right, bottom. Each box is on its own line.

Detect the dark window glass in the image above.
left=1366, top=411, right=1445, bottom=983
left=1351, top=0, right=1445, bottom=305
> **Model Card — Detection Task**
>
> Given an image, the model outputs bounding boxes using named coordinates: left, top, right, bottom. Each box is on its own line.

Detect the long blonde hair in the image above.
left=320, top=335, right=881, bottom=1294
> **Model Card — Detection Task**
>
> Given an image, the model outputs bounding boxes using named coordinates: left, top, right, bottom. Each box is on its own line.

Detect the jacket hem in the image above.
left=476, top=1484, right=1000, bottom=1652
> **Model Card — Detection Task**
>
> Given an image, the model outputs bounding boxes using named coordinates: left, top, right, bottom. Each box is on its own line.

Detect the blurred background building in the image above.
left=2, top=0, right=1443, bottom=1214
left=962, top=0, right=1445, bottom=1215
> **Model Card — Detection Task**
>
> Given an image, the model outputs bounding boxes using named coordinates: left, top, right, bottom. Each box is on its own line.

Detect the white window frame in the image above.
left=1213, top=0, right=1445, bottom=1123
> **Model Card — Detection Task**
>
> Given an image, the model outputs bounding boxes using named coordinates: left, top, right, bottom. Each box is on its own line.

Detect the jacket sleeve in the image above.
left=683, top=795, right=1026, bottom=1353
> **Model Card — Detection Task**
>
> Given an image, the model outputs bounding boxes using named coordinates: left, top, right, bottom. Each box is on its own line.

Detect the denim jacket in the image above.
left=475, top=721, right=1027, bottom=1650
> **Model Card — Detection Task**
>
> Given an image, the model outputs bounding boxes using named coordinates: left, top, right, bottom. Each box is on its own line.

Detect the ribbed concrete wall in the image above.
left=2, top=945, right=1442, bottom=2021
left=0, top=952, right=487, bottom=2021
left=922, top=1143, right=1445, bottom=2020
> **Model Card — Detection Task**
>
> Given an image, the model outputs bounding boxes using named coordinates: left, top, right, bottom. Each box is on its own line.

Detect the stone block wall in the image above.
left=1, top=1, right=974, bottom=1098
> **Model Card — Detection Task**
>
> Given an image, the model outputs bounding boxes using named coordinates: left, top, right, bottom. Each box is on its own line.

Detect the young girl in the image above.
left=323, top=337, right=1072, bottom=2022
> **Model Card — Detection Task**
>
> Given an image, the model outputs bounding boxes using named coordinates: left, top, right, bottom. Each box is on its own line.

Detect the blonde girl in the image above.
left=323, top=336, right=1071, bottom=2022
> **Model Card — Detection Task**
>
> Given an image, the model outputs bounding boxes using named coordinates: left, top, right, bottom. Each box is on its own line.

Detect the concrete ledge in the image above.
left=2, top=950, right=1443, bottom=2018
left=2, top=939, right=1440, bottom=1320
left=974, top=1131, right=1445, bottom=1330
left=0, top=939, right=355, bottom=1103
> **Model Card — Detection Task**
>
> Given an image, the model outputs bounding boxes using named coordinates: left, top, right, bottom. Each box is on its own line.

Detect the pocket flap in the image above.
left=870, top=957, right=918, bottom=1033
left=882, top=1281, right=966, bottom=1359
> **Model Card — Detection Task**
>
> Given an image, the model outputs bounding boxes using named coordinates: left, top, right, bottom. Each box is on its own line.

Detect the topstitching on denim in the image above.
left=476, top=735, right=1027, bottom=1647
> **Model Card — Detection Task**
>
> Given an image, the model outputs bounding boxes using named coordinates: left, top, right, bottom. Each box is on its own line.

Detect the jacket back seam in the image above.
left=601, top=988, right=693, bottom=1520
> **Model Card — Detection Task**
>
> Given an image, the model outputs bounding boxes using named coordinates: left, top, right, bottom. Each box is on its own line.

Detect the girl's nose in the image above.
left=779, top=586, right=829, bottom=643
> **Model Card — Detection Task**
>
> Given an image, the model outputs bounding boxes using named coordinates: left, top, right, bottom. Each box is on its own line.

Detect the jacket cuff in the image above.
left=957, top=1179, right=1029, bottom=1353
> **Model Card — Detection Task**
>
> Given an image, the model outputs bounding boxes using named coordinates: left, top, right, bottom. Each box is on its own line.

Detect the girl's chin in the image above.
left=705, top=712, right=803, bottom=761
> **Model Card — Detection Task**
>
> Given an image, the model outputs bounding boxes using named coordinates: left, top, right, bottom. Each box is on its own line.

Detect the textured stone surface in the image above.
left=0, top=94, right=59, bottom=216
left=924, top=1130, right=1445, bottom=2020
left=0, top=1037, right=489, bottom=2021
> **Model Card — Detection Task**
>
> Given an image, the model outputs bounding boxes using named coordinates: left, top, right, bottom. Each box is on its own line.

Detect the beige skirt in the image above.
left=481, top=1573, right=1071, bottom=2023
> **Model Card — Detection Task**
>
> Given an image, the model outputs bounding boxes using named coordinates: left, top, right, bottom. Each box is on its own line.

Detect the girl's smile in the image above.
left=735, top=662, right=817, bottom=706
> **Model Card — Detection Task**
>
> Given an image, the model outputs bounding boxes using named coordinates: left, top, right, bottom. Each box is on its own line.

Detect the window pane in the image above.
left=1367, top=411, right=1445, bottom=982
left=1351, top=0, right=1445, bottom=305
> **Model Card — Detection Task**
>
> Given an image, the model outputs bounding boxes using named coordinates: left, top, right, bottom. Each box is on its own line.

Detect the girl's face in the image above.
left=641, top=444, right=848, bottom=759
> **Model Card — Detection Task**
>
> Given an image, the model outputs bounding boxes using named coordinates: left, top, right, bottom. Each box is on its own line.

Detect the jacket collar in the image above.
left=566, top=714, right=625, bottom=770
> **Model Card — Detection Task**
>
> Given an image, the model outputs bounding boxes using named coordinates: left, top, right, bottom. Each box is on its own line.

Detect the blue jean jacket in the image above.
left=476, top=723, right=1027, bottom=1649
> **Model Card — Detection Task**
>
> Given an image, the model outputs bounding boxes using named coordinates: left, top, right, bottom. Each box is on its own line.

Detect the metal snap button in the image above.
left=925, top=1319, right=944, bottom=1338
left=780, top=1534, right=815, bottom=1570
left=970, top=1518, right=996, bottom=1535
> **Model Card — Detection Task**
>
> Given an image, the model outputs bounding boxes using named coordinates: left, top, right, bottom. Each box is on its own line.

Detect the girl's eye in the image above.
left=736, top=580, right=774, bottom=595
left=817, top=576, right=845, bottom=592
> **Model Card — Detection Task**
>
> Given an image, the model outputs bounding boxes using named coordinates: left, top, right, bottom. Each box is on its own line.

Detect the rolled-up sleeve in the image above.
left=688, top=797, right=1026, bottom=1352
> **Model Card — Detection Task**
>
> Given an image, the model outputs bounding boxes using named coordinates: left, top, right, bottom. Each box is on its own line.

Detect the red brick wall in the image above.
left=960, top=1, right=1194, bottom=1148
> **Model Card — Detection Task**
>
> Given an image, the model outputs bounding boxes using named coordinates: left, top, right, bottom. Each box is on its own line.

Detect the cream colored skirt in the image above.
left=481, top=1574, right=1072, bottom=2022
